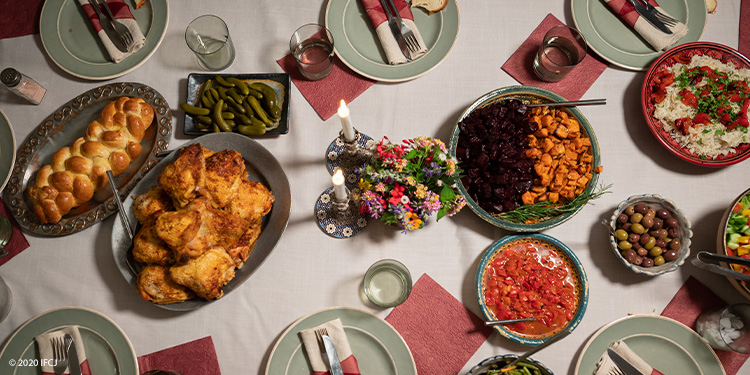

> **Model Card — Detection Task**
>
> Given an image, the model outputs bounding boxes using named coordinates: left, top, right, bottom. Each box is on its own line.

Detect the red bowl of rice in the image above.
left=641, top=42, right=750, bottom=167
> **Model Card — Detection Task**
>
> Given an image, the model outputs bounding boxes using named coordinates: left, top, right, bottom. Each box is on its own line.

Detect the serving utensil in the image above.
left=106, top=170, right=133, bottom=241
left=52, top=337, right=69, bottom=375
left=501, top=327, right=573, bottom=371
left=507, top=97, right=607, bottom=107
left=484, top=317, right=537, bottom=326
left=692, top=251, right=750, bottom=282
left=97, top=0, right=135, bottom=50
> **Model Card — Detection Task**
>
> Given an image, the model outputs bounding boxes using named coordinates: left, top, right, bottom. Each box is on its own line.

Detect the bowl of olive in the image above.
left=607, top=194, right=692, bottom=276
left=466, top=354, right=553, bottom=375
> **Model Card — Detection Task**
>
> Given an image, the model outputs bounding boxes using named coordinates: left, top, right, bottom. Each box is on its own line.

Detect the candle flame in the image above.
left=338, top=100, right=349, bottom=117
left=332, top=168, right=345, bottom=185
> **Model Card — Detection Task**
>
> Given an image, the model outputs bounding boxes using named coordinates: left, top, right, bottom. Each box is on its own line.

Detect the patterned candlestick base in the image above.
left=325, top=129, right=375, bottom=186
left=315, top=187, right=369, bottom=238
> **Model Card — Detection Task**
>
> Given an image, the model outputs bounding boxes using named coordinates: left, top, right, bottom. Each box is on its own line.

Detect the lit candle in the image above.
left=338, top=99, right=356, bottom=142
left=332, top=168, right=347, bottom=201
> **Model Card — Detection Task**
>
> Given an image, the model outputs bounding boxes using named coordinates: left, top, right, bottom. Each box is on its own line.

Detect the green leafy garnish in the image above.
left=497, top=184, right=612, bottom=224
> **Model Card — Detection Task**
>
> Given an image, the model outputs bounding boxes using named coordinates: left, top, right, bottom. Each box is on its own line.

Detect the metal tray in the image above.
left=3, top=82, right=172, bottom=236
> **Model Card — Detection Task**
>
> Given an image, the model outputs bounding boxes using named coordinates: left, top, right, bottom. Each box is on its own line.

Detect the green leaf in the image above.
left=404, top=150, right=418, bottom=159
left=437, top=207, right=447, bottom=221
left=440, top=184, right=456, bottom=201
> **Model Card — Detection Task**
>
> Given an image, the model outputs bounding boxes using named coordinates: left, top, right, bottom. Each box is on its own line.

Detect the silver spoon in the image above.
left=484, top=317, right=537, bottom=326
left=0, top=215, right=13, bottom=257
left=601, top=219, right=617, bottom=236
left=505, top=97, right=607, bottom=107
left=501, top=327, right=573, bottom=371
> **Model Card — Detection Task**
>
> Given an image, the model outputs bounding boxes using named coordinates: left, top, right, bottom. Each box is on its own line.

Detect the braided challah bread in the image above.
left=28, top=96, right=155, bottom=223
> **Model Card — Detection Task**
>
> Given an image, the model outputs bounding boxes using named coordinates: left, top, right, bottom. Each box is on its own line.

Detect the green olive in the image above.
left=615, top=229, right=628, bottom=241
left=649, top=246, right=663, bottom=258
left=630, top=213, right=644, bottom=224
left=631, top=223, right=645, bottom=234
left=654, top=255, right=666, bottom=266
left=644, top=236, right=656, bottom=250
left=618, top=240, right=633, bottom=250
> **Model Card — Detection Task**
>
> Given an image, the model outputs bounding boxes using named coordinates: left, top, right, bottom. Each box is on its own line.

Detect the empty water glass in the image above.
left=185, top=15, right=235, bottom=71
left=0, top=274, right=12, bottom=323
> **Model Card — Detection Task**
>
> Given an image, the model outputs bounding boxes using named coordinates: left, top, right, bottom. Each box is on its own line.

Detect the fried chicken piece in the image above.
left=133, top=186, right=174, bottom=225
left=225, top=223, right=262, bottom=269
left=226, top=180, right=275, bottom=225
left=158, top=144, right=209, bottom=208
left=136, top=264, right=194, bottom=304
left=169, top=247, right=235, bottom=300
left=204, top=150, right=247, bottom=208
left=132, top=223, right=175, bottom=265
left=155, top=196, right=249, bottom=264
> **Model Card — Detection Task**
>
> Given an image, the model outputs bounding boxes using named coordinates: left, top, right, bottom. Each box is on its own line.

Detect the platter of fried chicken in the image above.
left=111, top=132, right=291, bottom=310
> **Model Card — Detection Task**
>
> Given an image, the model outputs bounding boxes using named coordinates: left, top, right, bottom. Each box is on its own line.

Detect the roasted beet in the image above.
left=455, top=99, right=536, bottom=215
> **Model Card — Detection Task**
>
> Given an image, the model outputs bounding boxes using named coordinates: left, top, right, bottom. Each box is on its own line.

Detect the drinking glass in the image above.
left=0, top=274, right=12, bottom=323
left=185, top=15, right=235, bottom=71
left=532, top=25, right=587, bottom=82
left=289, top=24, right=335, bottom=81
left=696, top=303, right=750, bottom=353
left=363, top=259, right=412, bottom=308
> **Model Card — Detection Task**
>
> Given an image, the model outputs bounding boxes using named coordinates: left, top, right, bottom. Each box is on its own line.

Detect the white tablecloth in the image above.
left=0, top=1, right=747, bottom=374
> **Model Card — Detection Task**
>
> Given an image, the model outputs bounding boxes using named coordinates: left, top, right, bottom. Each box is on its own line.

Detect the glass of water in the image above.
left=290, top=24, right=335, bottom=81
left=363, top=259, right=412, bottom=308
left=532, top=25, right=587, bottom=83
left=696, top=303, right=750, bottom=353
left=0, top=274, right=12, bottom=323
left=185, top=15, right=236, bottom=71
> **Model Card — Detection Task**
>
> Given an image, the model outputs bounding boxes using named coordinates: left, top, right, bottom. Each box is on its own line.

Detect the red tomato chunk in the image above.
left=483, top=241, right=578, bottom=336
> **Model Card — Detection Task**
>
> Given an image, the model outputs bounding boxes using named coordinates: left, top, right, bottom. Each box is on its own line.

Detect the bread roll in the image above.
left=411, top=0, right=448, bottom=14
left=28, top=97, right=154, bottom=223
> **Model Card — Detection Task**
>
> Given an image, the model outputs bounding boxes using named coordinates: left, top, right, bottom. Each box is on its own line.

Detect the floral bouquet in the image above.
left=358, top=136, right=466, bottom=232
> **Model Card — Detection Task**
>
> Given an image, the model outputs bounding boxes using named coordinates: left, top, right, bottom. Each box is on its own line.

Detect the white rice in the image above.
left=653, top=55, right=750, bottom=158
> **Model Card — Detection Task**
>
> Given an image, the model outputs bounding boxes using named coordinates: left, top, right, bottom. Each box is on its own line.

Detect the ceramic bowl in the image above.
left=475, top=233, right=589, bottom=346
left=608, top=194, right=692, bottom=276
left=716, top=187, right=750, bottom=300
left=466, top=354, right=554, bottom=375
left=641, top=42, right=750, bottom=167
left=448, top=85, right=601, bottom=232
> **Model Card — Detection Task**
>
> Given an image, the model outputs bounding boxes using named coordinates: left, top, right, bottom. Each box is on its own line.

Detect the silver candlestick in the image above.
left=315, top=186, right=368, bottom=238
left=325, top=129, right=375, bottom=185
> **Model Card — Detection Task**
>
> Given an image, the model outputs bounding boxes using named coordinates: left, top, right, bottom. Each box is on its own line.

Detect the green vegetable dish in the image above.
left=726, top=191, right=750, bottom=277
left=476, top=358, right=551, bottom=375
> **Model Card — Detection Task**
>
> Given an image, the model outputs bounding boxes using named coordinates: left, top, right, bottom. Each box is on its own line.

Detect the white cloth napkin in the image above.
left=594, top=340, right=665, bottom=375
left=605, top=0, right=688, bottom=52
left=35, top=326, right=90, bottom=375
left=78, top=0, right=146, bottom=63
left=362, top=0, right=428, bottom=65
left=299, top=318, right=357, bottom=373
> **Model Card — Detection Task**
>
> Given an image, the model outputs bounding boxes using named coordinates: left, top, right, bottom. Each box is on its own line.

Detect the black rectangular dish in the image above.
left=183, top=73, right=291, bottom=136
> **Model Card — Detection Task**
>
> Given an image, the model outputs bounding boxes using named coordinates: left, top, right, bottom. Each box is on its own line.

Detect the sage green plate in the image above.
left=574, top=315, right=725, bottom=375
left=0, top=307, right=138, bottom=375
left=265, top=307, right=416, bottom=375
left=39, top=0, right=168, bottom=80
left=571, top=0, right=706, bottom=71
left=325, top=0, right=460, bottom=82
left=0, top=110, right=15, bottom=193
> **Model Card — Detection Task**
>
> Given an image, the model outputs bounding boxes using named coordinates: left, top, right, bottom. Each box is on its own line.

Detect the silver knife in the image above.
left=627, top=0, right=672, bottom=34
left=607, top=348, right=647, bottom=375
left=64, top=334, right=83, bottom=375
left=85, top=0, right=129, bottom=52
left=378, top=0, right=412, bottom=61
left=321, top=335, right=345, bottom=375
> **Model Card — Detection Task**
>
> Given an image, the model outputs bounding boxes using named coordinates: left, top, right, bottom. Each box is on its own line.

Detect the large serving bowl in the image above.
left=466, top=354, right=554, bottom=375
left=449, top=86, right=601, bottom=232
left=716, top=187, right=750, bottom=300
left=608, top=194, right=692, bottom=276
left=641, top=42, right=750, bottom=167
left=475, top=233, right=589, bottom=346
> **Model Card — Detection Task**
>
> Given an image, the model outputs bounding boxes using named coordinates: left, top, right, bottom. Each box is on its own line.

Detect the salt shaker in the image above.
left=1, top=68, right=46, bottom=105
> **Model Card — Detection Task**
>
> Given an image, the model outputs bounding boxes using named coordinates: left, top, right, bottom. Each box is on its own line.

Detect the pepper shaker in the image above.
left=1, top=67, right=46, bottom=105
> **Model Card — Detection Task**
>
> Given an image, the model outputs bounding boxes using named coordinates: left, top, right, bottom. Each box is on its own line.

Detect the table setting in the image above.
left=0, top=0, right=749, bottom=374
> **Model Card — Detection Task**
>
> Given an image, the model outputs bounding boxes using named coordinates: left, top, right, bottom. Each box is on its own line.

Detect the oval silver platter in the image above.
left=111, top=132, right=292, bottom=311
left=3, top=82, right=172, bottom=236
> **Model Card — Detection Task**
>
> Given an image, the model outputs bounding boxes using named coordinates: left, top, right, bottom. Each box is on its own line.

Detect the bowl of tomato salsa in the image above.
left=476, top=233, right=589, bottom=346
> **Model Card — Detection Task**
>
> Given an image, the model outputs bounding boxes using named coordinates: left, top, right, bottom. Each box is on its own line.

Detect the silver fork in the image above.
left=608, top=367, right=626, bottom=375
left=314, top=330, right=329, bottom=371
left=385, top=0, right=422, bottom=54
left=51, top=337, right=69, bottom=375
left=636, top=0, right=679, bottom=26
left=97, top=0, right=135, bottom=50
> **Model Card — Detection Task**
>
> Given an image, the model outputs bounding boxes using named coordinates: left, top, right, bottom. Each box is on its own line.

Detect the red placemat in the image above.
left=501, top=14, right=608, bottom=101
left=0, top=0, right=44, bottom=39
left=385, top=274, right=492, bottom=375
left=277, top=54, right=376, bottom=120
left=740, top=0, right=750, bottom=57
left=137, top=336, right=221, bottom=375
left=661, top=276, right=749, bottom=375
left=0, top=200, right=30, bottom=267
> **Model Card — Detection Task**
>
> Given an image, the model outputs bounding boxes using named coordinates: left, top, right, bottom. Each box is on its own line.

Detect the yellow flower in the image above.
left=415, top=184, right=428, bottom=199
left=404, top=212, right=423, bottom=231
left=406, top=176, right=416, bottom=186
left=358, top=178, right=372, bottom=191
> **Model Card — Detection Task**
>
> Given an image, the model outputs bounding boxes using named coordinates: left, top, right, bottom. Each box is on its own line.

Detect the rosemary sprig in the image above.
left=497, top=184, right=613, bottom=224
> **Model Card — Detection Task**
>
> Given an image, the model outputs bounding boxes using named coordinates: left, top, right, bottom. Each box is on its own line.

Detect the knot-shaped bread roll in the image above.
left=28, top=97, right=155, bottom=223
